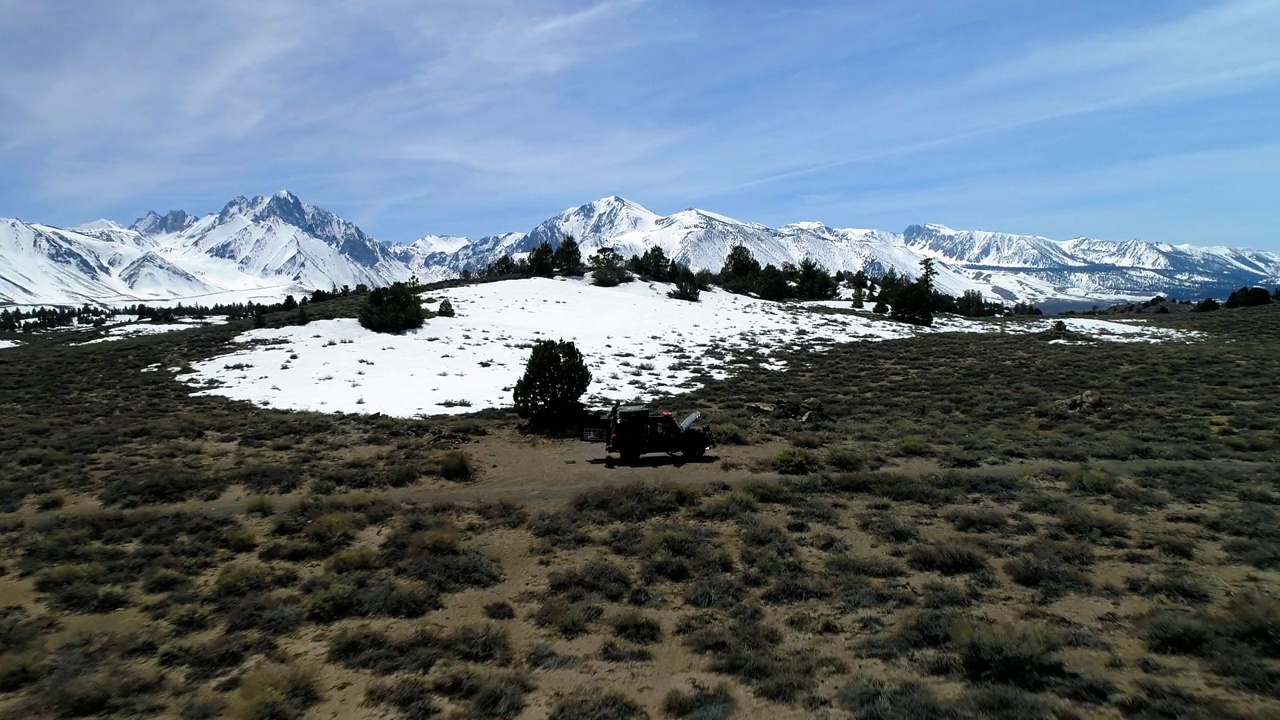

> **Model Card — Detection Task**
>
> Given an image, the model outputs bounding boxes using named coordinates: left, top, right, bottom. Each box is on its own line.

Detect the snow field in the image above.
left=178, top=277, right=1200, bottom=417
left=77, top=317, right=229, bottom=344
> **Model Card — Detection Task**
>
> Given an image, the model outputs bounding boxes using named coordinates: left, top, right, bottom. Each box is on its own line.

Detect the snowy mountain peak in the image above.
left=74, top=219, right=130, bottom=233
left=522, top=195, right=662, bottom=252
left=131, top=210, right=196, bottom=236
left=5, top=193, right=1280, bottom=308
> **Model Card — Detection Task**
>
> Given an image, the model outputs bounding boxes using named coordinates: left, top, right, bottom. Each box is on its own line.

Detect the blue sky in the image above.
left=1, top=0, right=1278, bottom=249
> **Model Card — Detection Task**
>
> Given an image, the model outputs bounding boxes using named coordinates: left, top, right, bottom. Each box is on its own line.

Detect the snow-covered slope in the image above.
left=0, top=191, right=414, bottom=306
left=178, top=276, right=1199, bottom=417
left=3, top=192, right=1278, bottom=307
left=420, top=197, right=1280, bottom=304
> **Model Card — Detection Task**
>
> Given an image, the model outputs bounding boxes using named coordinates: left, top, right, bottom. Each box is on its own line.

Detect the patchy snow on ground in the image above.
left=0, top=339, right=22, bottom=350
left=78, top=316, right=229, bottom=344
left=178, top=277, right=1200, bottom=417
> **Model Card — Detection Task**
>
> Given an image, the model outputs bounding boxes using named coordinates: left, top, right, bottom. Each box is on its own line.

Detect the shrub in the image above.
left=548, top=688, right=647, bottom=720
left=1057, top=506, right=1129, bottom=538
left=789, top=431, right=825, bottom=449
left=952, top=620, right=1066, bottom=688
left=34, top=492, right=64, bottom=511
left=612, top=611, right=663, bottom=644
left=437, top=299, right=456, bottom=317
left=485, top=601, right=516, bottom=620
left=684, top=575, right=746, bottom=609
left=358, top=282, right=424, bottom=334
left=1125, top=572, right=1213, bottom=605
left=142, top=567, right=189, bottom=593
left=231, top=664, right=321, bottom=720
left=366, top=678, right=438, bottom=720
left=908, top=542, right=988, bottom=575
left=245, top=496, right=275, bottom=517
left=1140, top=532, right=1198, bottom=559
left=921, top=581, right=974, bottom=608
left=859, top=513, right=919, bottom=543
left=381, top=517, right=504, bottom=592
left=662, top=683, right=735, bottom=720
left=712, top=423, right=748, bottom=445
left=681, top=613, right=832, bottom=702
left=774, top=448, right=822, bottom=475
left=946, top=506, right=1008, bottom=533
left=1005, top=556, right=1090, bottom=597
left=1117, top=682, right=1248, bottom=720
left=692, top=492, right=758, bottom=521
left=838, top=677, right=955, bottom=719
left=533, top=598, right=603, bottom=638
left=525, top=644, right=580, bottom=670
left=599, top=640, right=653, bottom=663
left=548, top=559, right=633, bottom=602
left=826, top=446, right=878, bottom=472
left=898, top=435, right=930, bottom=456
left=328, top=626, right=441, bottom=674
left=446, top=624, right=512, bottom=664
left=569, top=482, right=700, bottom=524
left=826, top=554, right=907, bottom=579
left=439, top=450, right=474, bottom=482
left=431, top=670, right=531, bottom=718
left=513, top=339, right=591, bottom=432
left=214, top=562, right=293, bottom=598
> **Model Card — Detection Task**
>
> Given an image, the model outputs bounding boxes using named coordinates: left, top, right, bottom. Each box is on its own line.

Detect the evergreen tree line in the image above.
left=717, top=245, right=1040, bottom=325
left=477, top=238, right=1050, bottom=323
left=0, top=284, right=361, bottom=334
left=481, top=236, right=709, bottom=301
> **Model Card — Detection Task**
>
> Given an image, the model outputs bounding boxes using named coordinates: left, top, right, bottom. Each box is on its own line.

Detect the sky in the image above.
left=1, top=0, right=1278, bottom=249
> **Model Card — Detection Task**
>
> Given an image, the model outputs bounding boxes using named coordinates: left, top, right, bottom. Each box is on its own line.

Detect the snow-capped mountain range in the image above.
left=2, top=192, right=1277, bottom=307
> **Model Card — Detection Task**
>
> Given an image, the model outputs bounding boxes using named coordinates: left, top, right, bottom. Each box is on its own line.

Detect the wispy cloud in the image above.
left=0, top=0, right=1276, bottom=248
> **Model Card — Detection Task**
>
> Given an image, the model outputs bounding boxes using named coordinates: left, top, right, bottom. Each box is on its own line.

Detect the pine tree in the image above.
left=589, top=248, right=631, bottom=287
left=513, top=339, right=592, bottom=433
left=756, top=264, right=790, bottom=301
left=888, top=258, right=936, bottom=326
left=667, top=263, right=701, bottom=301
left=553, top=235, right=582, bottom=275
left=437, top=299, right=456, bottom=317
left=529, top=240, right=555, bottom=278
left=958, top=289, right=987, bottom=317
left=1225, top=286, right=1272, bottom=308
left=486, top=255, right=517, bottom=277
left=719, top=245, right=760, bottom=295
left=358, top=282, right=424, bottom=333
left=794, top=258, right=838, bottom=300
left=636, top=246, right=671, bottom=280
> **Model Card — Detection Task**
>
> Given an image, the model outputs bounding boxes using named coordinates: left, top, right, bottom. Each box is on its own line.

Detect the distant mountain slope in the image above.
left=418, top=196, right=1280, bottom=303
left=2, top=192, right=1277, bottom=306
left=1, top=191, right=415, bottom=306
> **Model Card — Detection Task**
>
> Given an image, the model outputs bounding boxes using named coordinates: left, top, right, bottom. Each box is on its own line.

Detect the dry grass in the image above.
left=2, top=298, right=1279, bottom=718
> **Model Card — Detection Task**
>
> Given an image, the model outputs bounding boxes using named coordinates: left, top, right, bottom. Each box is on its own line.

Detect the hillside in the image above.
left=0, top=284, right=1277, bottom=719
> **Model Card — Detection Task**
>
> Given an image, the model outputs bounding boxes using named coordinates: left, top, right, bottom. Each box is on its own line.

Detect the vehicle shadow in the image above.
left=586, top=454, right=721, bottom=469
